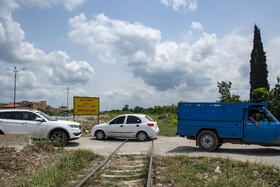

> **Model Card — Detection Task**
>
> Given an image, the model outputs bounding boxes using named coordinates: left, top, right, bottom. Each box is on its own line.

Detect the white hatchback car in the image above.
left=0, top=109, right=82, bottom=146
left=91, top=114, right=159, bottom=141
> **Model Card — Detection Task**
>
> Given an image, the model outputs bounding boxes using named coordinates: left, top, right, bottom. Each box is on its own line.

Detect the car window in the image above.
left=249, top=110, right=272, bottom=122
left=0, top=112, right=21, bottom=120
left=126, top=116, right=141, bottom=124
left=109, top=116, right=125, bottom=125
left=145, top=115, right=155, bottom=122
left=22, top=112, right=38, bottom=121
left=36, top=111, right=56, bottom=121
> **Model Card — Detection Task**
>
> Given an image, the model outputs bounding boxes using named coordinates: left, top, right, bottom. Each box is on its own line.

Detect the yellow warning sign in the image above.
left=74, top=97, right=99, bottom=115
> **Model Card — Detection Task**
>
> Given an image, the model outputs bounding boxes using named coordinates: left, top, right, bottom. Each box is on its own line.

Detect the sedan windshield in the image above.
left=37, top=111, right=56, bottom=121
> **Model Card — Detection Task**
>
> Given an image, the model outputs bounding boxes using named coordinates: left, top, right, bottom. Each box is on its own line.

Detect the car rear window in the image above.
left=145, top=115, right=155, bottom=122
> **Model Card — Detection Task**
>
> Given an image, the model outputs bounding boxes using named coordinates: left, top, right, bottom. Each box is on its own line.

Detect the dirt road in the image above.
left=67, top=136, right=280, bottom=167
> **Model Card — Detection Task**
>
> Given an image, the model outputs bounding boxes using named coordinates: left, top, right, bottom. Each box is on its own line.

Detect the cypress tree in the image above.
left=249, top=24, right=269, bottom=100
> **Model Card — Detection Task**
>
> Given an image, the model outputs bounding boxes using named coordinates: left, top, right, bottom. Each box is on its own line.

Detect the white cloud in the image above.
left=267, top=37, right=280, bottom=87
left=0, top=0, right=94, bottom=105
left=68, top=13, right=161, bottom=64
left=0, top=23, right=6, bottom=42
left=160, top=0, right=197, bottom=11
left=18, top=0, right=85, bottom=10
left=68, top=13, right=219, bottom=91
left=191, top=21, right=203, bottom=31
left=68, top=13, right=258, bottom=102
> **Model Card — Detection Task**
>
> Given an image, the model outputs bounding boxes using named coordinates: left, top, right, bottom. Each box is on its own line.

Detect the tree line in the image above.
left=118, top=104, right=177, bottom=115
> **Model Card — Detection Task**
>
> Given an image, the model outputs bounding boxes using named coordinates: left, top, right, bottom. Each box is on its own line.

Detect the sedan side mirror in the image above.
left=36, top=117, right=44, bottom=122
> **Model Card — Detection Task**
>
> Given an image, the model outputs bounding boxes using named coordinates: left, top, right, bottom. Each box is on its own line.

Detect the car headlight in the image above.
left=68, top=124, right=79, bottom=128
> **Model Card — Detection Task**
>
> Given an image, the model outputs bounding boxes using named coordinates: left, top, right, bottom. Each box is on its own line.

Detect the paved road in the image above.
left=67, top=136, right=280, bottom=167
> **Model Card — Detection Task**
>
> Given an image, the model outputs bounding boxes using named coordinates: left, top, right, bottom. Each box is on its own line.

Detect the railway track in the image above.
left=76, top=138, right=155, bottom=187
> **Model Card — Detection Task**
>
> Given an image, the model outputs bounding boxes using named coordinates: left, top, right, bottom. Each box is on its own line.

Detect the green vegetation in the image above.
left=154, top=156, right=280, bottom=186
left=150, top=113, right=177, bottom=136
left=32, top=139, right=57, bottom=151
left=250, top=24, right=270, bottom=99
left=217, top=81, right=242, bottom=103
left=18, top=144, right=280, bottom=186
left=22, top=149, right=102, bottom=186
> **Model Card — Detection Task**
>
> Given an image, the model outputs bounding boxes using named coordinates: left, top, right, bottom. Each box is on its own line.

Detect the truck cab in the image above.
left=177, top=102, right=280, bottom=151
left=245, top=107, right=279, bottom=144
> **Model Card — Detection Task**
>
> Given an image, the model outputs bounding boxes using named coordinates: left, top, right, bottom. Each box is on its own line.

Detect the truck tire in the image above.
left=197, top=130, right=219, bottom=152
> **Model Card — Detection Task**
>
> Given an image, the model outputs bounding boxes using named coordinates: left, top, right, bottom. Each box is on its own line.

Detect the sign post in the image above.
left=73, top=97, right=99, bottom=123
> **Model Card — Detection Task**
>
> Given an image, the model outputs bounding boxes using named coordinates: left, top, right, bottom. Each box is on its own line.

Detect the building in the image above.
left=1, top=101, right=69, bottom=115
left=1, top=101, right=47, bottom=110
left=18, top=101, right=47, bottom=110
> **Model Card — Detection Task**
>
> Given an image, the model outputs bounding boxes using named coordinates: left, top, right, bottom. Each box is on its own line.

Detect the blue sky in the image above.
left=1, top=0, right=280, bottom=111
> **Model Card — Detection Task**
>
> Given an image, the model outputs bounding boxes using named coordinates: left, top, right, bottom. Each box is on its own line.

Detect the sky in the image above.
left=0, top=0, right=280, bottom=111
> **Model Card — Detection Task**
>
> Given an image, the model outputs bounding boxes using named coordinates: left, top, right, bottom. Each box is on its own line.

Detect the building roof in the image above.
left=2, top=104, right=21, bottom=108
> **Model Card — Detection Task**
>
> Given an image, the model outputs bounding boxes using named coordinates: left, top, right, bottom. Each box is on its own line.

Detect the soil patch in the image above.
left=0, top=144, right=62, bottom=186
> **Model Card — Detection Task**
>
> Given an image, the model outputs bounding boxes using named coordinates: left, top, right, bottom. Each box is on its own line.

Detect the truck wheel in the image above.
left=197, top=130, right=219, bottom=152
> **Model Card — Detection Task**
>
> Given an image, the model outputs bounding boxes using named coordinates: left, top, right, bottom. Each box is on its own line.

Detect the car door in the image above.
left=21, top=111, right=47, bottom=138
left=245, top=109, right=277, bottom=143
left=122, top=115, right=142, bottom=137
left=0, top=112, right=23, bottom=133
left=107, top=116, right=126, bottom=137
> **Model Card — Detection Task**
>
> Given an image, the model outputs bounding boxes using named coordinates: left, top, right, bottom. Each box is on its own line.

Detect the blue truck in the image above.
left=177, top=102, right=280, bottom=151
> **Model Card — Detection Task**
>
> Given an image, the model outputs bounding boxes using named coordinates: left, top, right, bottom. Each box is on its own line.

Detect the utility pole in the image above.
left=66, top=86, right=73, bottom=118
left=7, top=66, right=25, bottom=108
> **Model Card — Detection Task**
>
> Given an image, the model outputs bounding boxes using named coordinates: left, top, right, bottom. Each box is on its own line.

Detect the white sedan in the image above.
left=91, top=114, right=159, bottom=141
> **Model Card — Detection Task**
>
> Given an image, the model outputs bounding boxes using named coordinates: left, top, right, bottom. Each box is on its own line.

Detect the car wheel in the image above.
left=137, top=131, right=148, bottom=141
left=197, top=130, right=219, bottom=152
left=50, top=130, right=68, bottom=147
left=95, top=130, right=105, bottom=140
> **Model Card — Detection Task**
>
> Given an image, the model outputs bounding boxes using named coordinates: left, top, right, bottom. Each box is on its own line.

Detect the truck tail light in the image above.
left=147, top=123, right=154, bottom=127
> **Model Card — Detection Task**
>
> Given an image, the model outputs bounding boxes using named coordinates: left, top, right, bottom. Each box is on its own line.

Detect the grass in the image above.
left=32, top=139, right=57, bottom=151
left=150, top=113, right=177, bottom=136
left=22, top=149, right=102, bottom=186
left=153, top=155, right=280, bottom=186
left=22, top=140, right=279, bottom=186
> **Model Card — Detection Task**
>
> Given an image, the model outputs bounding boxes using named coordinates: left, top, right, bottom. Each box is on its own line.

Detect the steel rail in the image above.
left=76, top=138, right=128, bottom=187
left=146, top=138, right=154, bottom=187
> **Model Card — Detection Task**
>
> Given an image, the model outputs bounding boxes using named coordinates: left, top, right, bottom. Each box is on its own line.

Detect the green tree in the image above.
left=249, top=24, right=269, bottom=101
left=122, top=104, right=129, bottom=111
left=250, top=87, right=269, bottom=103
left=133, top=106, right=144, bottom=113
left=217, top=81, right=242, bottom=103
left=268, top=77, right=280, bottom=120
